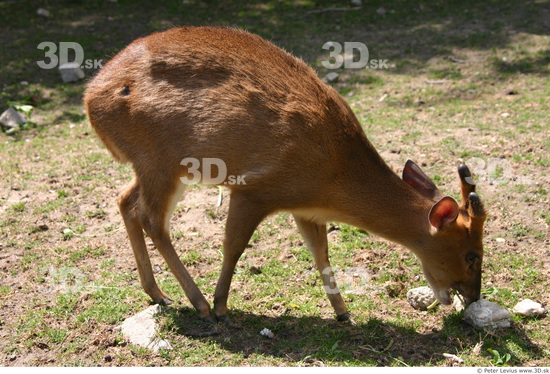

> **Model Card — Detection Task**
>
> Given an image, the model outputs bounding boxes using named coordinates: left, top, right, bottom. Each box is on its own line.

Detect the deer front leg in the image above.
left=213, top=192, right=268, bottom=324
left=293, top=215, right=349, bottom=321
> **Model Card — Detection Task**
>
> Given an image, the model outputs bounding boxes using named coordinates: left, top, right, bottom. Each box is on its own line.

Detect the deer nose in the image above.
left=454, top=283, right=480, bottom=306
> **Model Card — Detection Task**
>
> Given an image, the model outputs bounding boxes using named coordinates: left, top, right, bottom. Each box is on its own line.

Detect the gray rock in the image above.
left=118, top=304, right=172, bottom=352
left=0, top=107, right=27, bottom=129
left=37, top=8, right=50, bottom=17
left=59, top=62, right=85, bottom=83
left=464, top=299, right=510, bottom=329
left=260, top=328, right=274, bottom=339
left=326, top=72, right=340, bottom=83
left=350, top=0, right=362, bottom=6
left=376, top=7, right=387, bottom=15
left=513, top=299, right=545, bottom=317
left=407, top=286, right=436, bottom=311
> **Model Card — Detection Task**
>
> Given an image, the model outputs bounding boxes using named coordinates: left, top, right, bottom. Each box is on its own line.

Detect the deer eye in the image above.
left=466, top=253, right=480, bottom=264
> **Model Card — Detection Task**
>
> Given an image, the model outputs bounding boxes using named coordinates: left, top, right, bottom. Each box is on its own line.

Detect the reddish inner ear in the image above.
left=429, top=196, right=459, bottom=229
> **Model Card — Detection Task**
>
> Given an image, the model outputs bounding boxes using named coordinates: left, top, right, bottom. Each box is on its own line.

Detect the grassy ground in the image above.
left=0, top=0, right=549, bottom=367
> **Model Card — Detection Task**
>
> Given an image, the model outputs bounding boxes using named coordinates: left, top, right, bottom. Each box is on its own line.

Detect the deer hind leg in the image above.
left=118, top=178, right=171, bottom=305
left=293, top=215, right=349, bottom=320
left=213, top=192, right=268, bottom=323
left=136, top=173, right=215, bottom=323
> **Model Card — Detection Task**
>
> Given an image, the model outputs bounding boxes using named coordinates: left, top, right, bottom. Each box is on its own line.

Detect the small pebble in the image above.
left=37, top=8, right=50, bottom=17
left=326, top=72, right=340, bottom=83
left=260, top=328, right=274, bottom=339
left=513, top=299, right=545, bottom=317
left=453, top=295, right=464, bottom=311
left=443, top=353, right=464, bottom=364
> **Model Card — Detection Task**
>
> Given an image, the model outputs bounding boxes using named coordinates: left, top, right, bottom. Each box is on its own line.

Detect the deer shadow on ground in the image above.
left=159, top=305, right=545, bottom=366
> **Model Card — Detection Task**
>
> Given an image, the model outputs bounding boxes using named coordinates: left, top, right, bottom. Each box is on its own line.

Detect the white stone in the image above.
left=37, top=8, right=50, bottom=17
left=59, top=62, right=85, bottom=83
left=442, top=353, right=464, bottom=364
left=260, top=328, right=274, bottom=339
left=513, top=299, right=545, bottom=317
left=326, top=72, right=339, bottom=83
left=407, top=286, right=437, bottom=311
left=464, top=299, right=510, bottom=329
left=119, top=304, right=172, bottom=352
left=453, top=295, right=465, bottom=311
left=0, top=107, right=27, bottom=129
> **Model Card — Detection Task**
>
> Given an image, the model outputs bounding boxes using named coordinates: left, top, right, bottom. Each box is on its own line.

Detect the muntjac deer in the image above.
left=84, top=26, right=487, bottom=324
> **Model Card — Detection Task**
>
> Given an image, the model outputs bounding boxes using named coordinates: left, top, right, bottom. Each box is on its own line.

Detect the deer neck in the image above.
left=326, top=141, right=433, bottom=252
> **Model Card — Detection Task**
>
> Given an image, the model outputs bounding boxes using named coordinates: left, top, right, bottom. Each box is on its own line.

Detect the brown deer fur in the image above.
left=84, top=26, right=487, bottom=323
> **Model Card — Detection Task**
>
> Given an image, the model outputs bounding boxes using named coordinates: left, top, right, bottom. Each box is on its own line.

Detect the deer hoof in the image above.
left=159, top=298, right=173, bottom=306
left=201, top=315, right=218, bottom=325
left=215, top=314, right=232, bottom=325
left=336, top=312, right=351, bottom=321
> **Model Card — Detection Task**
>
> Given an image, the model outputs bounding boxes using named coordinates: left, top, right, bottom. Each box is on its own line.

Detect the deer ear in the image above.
left=403, top=159, right=442, bottom=200
left=467, top=192, right=487, bottom=236
left=429, top=196, right=459, bottom=230
left=458, top=164, right=476, bottom=210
